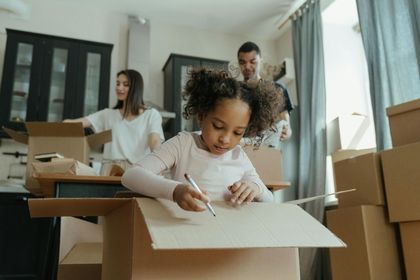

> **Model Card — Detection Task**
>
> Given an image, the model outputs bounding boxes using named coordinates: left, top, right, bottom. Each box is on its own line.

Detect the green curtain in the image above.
left=291, top=0, right=327, bottom=279
left=356, top=0, right=420, bottom=150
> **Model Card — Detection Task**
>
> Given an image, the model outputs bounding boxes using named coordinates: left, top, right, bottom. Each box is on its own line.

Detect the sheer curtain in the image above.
left=356, top=0, right=420, bottom=150
left=291, top=0, right=327, bottom=279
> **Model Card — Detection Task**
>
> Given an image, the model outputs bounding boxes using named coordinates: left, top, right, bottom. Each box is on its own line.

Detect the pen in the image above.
left=184, top=173, right=216, bottom=217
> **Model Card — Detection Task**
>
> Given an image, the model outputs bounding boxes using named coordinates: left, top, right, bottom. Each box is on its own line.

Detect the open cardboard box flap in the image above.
left=5, top=122, right=112, bottom=149
left=29, top=197, right=345, bottom=249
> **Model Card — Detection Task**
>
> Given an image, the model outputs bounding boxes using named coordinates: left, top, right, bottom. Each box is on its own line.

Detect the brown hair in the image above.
left=113, top=69, right=145, bottom=117
left=183, top=68, right=284, bottom=139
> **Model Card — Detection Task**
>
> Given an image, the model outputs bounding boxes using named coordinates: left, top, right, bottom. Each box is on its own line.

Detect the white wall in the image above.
left=0, top=0, right=282, bottom=181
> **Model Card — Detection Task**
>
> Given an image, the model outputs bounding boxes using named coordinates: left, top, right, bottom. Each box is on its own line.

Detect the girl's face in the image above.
left=115, top=74, right=130, bottom=102
left=200, top=98, right=251, bottom=155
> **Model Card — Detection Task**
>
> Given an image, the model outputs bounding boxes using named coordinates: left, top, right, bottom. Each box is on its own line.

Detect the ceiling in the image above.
left=58, top=0, right=298, bottom=40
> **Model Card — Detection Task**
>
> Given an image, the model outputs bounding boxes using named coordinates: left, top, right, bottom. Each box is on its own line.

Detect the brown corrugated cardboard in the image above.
left=327, top=206, right=402, bottom=280
left=3, top=122, right=111, bottom=195
left=243, top=145, right=284, bottom=186
left=29, top=197, right=345, bottom=280
left=58, top=243, right=102, bottom=280
left=333, top=153, right=385, bottom=207
left=327, top=114, right=376, bottom=154
left=381, top=141, right=420, bottom=222
left=386, top=98, right=420, bottom=147
left=331, top=148, right=376, bottom=163
left=32, top=158, right=98, bottom=177
left=399, top=221, right=420, bottom=280
left=58, top=217, right=103, bottom=280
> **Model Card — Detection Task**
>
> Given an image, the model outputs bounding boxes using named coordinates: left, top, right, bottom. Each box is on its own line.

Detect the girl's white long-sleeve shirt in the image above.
left=122, top=131, right=273, bottom=202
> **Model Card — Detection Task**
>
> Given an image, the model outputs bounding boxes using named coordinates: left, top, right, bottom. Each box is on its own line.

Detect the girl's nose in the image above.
left=219, top=134, right=230, bottom=144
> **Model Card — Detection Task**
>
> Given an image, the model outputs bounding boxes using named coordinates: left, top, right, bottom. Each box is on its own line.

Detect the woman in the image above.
left=65, top=69, right=164, bottom=172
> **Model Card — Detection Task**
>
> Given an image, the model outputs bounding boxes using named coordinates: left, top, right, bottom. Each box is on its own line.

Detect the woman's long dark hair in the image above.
left=113, top=69, right=145, bottom=117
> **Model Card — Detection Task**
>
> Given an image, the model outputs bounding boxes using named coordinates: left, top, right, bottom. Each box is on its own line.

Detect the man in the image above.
left=237, top=41, right=294, bottom=144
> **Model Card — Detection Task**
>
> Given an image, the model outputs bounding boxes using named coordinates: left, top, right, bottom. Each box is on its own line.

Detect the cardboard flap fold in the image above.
left=386, top=98, right=420, bottom=117
left=136, top=198, right=346, bottom=249
left=29, top=198, right=131, bottom=217
left=3, top=126, right=28, bottom=144
left=87, top=129, right=112, bottom=148
left=26, top=122, right=85, bottom=137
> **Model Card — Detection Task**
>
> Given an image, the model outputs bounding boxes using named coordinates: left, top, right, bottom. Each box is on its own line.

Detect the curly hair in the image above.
left=182, top=68, right=284, bottom=139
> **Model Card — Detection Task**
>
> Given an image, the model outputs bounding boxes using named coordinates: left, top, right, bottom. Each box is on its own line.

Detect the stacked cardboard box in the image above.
left=381, top=98, right=420, bottom=280
left=326, top=115, right=402, bottom=279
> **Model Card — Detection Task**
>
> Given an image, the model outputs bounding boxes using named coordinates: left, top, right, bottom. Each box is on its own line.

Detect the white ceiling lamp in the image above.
left=0, top=0, right=30, bottom=19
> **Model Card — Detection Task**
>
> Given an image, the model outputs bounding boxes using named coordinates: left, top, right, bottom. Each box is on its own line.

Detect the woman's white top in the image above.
left=87, top=108, right=164, bottom=163
left=122, top=131, right=273, bottom=202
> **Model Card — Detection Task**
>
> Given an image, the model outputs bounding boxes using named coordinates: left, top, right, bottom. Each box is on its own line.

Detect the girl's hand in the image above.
left=173, top=184, right=210, bottom=212
left=228, top=181, right=260, bottom=204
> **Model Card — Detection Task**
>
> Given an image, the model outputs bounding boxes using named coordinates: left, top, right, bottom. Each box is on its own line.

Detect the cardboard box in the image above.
left=327, top=114, right=376, bottom=155
left=243, top=145, right=283, bottom=185
left=381, top=141, right=420, bottom=222
left=399, top=221, right=420, bottom=280
left=32, top=158, right=97, bottom=177
left=29, top=197, right=345, bottom=280
left=326, top=206, right=402, bottom=280
left=386, top=98, right=420, bottom=147
left=58, top=217, right=103, bottom=280
left=333, top=153, right=385, bottom=207
left=3, top=122, right=111, bottom=195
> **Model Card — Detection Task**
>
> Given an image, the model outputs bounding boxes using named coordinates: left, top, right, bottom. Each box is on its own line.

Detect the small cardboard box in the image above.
left=326, top=205, right=402, bottom=280
left=386, top=98, right=420, bottom=147
left=381, top=141, right=420, bottom=222
left=3, top=122, right=111, bottom=195
left=243, top=145, right=283, bottom=185
left=327, top=114, right=376, bottom=155
left=29, top=197, right=345, bottom=280
left=399, top=221, right=420, bottom=280
left=32, top=158, right=98, bottom=177
left=333, top=153, right=385, bottom=208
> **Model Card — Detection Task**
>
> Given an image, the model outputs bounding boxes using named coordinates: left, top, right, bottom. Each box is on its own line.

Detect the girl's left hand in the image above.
left=228, top=181, right=260, bottom=205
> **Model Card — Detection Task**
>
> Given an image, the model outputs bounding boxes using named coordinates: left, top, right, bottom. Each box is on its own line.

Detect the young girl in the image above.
left=64, top=69, right=164, bottom=169
left=122, top=68, right=283, bottom=212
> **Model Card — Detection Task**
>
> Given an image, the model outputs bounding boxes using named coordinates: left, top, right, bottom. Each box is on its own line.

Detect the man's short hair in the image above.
left=237, top=41, right=261, bottom=57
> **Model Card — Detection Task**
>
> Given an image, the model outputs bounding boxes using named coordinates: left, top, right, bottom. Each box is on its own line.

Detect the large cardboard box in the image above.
left=243, top=145, right=283, bottom=185
left=333, top=153, right=385, bottom=207
left=386, top=98, right=420, bottom=147
left=327, top=114, right=376, bottom=155
left=326, top=206, right=402, bottom=280
left=3, top=122, right=111, bottom=194
left=399, top=221, right=420, bottom=280
left=29, top=197, right=345, bottom=280
left=381, top=141, right=420, bottom=222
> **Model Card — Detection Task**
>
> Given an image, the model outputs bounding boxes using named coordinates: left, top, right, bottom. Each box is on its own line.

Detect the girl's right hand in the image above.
left=173, top=184, right=210, bottom=212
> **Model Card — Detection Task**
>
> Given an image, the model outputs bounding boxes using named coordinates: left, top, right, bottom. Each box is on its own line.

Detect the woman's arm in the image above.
left=148, top=132, right=162, bottom=151
left=63, top=117, right=92, bottom=128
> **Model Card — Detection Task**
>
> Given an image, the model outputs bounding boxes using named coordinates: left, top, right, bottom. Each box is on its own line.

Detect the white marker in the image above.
left=184, top=173, right=216, bottom=217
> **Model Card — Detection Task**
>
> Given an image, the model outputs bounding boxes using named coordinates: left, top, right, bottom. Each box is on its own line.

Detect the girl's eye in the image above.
left=234, top=131, right=244, bottom=136
left=213, top=123, right=223, bottom=129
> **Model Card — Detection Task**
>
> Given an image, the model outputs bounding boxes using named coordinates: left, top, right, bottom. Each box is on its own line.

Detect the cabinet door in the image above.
left=40, top=39, right=79, bottom=122
left=173, top=57, right=200, bottom=133
left=72, top=44, right=111, bottom=119
left=0, top=32, right=42, bottom=131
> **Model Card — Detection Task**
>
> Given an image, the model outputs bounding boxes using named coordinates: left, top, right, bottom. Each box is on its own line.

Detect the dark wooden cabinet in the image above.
left=162, top=53, right=229, bottom=138
left=0, top=29, right=113, bottom=137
